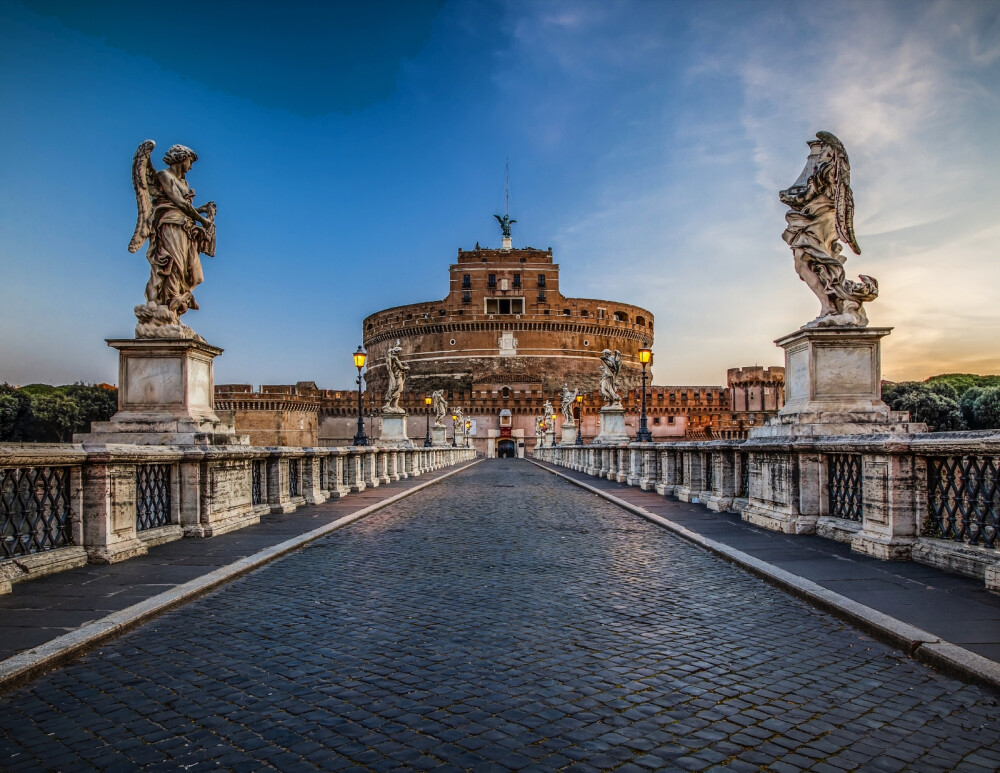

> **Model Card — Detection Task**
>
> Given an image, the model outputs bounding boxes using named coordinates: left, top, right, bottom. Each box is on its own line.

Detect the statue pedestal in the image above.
left=592, top=406, right=630, bottom=445
left=560, top=421, right=577, bottom=445
left=751, top=326, right=922, bottom=438
left=379, top=412, right=412, bottom=447
left=742, top=326, right=926, bottom=536
left=431, top=425, right=448, bottom=446
left=75, top=338, right=246, bottom=445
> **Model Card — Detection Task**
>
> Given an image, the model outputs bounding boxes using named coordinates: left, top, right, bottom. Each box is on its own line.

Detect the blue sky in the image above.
left=1, top=0, right=998, bottom=389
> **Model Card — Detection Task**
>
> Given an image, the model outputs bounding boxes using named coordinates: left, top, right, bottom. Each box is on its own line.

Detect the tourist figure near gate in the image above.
left=129, top=140, right=217, bottom=340
left=779, top=131, right=877, bottom=329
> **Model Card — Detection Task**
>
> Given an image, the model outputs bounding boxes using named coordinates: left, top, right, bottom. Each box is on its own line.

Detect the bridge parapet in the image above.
left=533, top=431, right=1000, bottom=593
left=0, top=443, right=475, bottom=593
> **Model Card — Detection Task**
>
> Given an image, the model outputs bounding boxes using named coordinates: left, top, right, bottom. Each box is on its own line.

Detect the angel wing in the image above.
left=128, top=140, right=158, bottom=253
left=816, top=131, right=861, bottom=256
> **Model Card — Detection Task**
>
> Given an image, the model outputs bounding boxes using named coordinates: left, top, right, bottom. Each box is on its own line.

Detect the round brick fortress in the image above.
left=362, top=246, right=654, bottom=398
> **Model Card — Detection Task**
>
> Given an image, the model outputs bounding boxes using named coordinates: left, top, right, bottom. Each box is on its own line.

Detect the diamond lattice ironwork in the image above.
left=1, top=466, right=73, bottom=559
left=827, top=454, right=863, bottom=522
left=251, top=460, right=263, bottom=506
left=136, top=464, right=171, bottom=532
left=288, top=459, right=300, bottom=498
left=928, top=456, right=999, bottom=549
left=738, top=454, right=750, bottom=498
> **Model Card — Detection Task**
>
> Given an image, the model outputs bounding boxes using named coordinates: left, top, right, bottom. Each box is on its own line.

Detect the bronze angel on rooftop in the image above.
left=779, top=131, right=877, bottom=328
left=129, top=140, right=216, bottom=338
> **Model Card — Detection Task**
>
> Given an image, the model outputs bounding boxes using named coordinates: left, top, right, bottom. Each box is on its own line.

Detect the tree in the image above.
left=0, top=384, right=33, bottom=441
left=29, top=394, right=81, bottom=442
left=881, top=381, right=965, bottom=431
left=972, top=386, right=1000, bottom=430
left=65, top=384, right=117, bottom=434
left=961, top=387, right=984, bottom=428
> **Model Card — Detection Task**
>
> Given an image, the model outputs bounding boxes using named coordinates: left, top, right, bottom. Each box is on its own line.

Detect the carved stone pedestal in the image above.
left=431, top=425, right=448, bottom=446
left=592, top=406, right=629, bottom=445
left=560, top=422, right=577, bottom=445
left=753, top=327, right=921, bottom=438
left=75, top=338, right=246, bottom=445
left=379, top=412, right=412, bottom=447
left=742, top=326, right=926, bottom=536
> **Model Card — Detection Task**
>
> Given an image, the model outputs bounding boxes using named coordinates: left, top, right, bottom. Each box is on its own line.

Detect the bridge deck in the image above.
left=2, top=459, right=999, bottom=771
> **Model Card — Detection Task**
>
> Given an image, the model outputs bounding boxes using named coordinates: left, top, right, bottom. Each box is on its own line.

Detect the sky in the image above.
left=1, top=0, right=998, bottom=390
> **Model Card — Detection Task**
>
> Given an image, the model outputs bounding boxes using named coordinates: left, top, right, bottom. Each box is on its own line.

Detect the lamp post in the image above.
left=464, top=419, right=472, bottom=448
left=352, top=345, right=369, bottom=446
left=451, top=414, right=457, bottom=447
left=637, top=344, right=653, bottom=442
left=539, top=420, right=546, bottom=448
left=575, top=393, right=584, bottom=445
left=423, top=395, right=432, bottom=447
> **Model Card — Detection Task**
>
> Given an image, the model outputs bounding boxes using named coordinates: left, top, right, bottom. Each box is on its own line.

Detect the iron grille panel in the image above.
left=251, top=460, right=263, bottom=506
left=1, top=466, right=73, bottom=559
left=704, top=454, right=713, bottom=490
left=136, top=464, right=171, bottom=531
left=320, top=458, right=328, bottom=490
left=341, top=458, right=350, bottom=486
left=738, top=454, right=750, bottom=497
left=927, top=456, right=1000, bottom=548
left=676, top=453, right=684, bottom=485
left=827, top=454, right=863, bottom=522
left=288, top=459, right=300, bottom=497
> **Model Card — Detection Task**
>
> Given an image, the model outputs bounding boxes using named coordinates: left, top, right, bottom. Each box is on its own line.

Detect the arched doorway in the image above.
left=497, top=439, right=516, bottom=458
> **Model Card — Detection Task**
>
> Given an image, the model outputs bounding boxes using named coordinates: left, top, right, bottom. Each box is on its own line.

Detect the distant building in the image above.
left=216, top=235, right=784, bottom=452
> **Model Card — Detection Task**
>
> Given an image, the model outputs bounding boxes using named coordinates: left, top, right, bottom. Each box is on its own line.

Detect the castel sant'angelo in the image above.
left=216, top=220, right=785, bottom=455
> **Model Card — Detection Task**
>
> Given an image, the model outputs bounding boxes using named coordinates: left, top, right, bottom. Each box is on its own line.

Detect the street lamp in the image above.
left=637, top=344, right=653, bottom=442
left=352, top=345, right=369, bottom=446
left=575, top=393, right=584, bottom=445
left=539, top=420, right=546, bottom=448
left=451, top=413, right=457, bottom=447
left=423, top=394, right=432, bottom=447
left=464, top=419, right=472, bottom=448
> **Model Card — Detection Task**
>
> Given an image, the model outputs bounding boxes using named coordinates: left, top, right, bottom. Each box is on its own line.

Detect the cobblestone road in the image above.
left=2, top=460, right=999, bottom=772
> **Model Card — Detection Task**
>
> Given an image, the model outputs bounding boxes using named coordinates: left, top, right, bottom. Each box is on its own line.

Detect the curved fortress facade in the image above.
left=362, top=246, right=654, bottom=397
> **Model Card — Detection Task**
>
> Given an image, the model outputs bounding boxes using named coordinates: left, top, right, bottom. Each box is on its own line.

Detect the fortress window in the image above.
left=462, top=274, right=471, bottom=289
left=537, top=290, right=546, bottom=302
left=613, top=311, right=628, bottom=323
left=485, top=298, right=524, bottom=315
left=537, top=274, right=546, bottom=287
left=581, top=310, right=589, bottom=318
left=462, top=291, right=471, bottom=303
left=562, top=308, right=571, bottom=316
left=636, top=315, right=646, bottom=326
left=513, top=274, right=521, bottom=288
left=488, top=274, right=496, bottom=288
left=597, top=308, right=606, bottom=319
left=502, top=387, right=510, bottom=399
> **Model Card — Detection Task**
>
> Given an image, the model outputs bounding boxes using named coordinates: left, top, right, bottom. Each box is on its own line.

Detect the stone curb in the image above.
left=531, top=460, right=1000, bottom=693
left=0, top=459, right=482, bottom=694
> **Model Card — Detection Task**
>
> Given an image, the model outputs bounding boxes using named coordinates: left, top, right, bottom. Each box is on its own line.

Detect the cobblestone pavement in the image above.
left=2, top=460, right=999, bottom=772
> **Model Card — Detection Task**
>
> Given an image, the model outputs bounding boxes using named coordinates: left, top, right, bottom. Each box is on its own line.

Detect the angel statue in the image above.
left=560, top=384, right=578, bottom=424
left=779, top=131, right=878, bottom=328
left=382, top=340, right=410, bottom=414
left=599, top=349, right=622, bottom=407
left=129, top=140, right=216, bottom=338
left=453, top=407, right=464, bottom=438
left=431, top=389, right=448, bottom=427
left=542, top=399, right=554, bottom=423
left=494, top=213, right=516, bottom=239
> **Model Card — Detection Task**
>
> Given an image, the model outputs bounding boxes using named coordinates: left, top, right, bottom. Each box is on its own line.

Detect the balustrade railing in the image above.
left=927, top=455, right=999, bottom=549
left=531, top=431, right=1000, bottom=589
left=1, top=466, right=73, bottom=558
left=0, top=443, right=475, bottom=592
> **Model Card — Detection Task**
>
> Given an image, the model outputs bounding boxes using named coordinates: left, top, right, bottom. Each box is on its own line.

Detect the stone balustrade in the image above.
left=0, top=443, right=476, bottom=593
left=534, top=433, right=1000, bottom=592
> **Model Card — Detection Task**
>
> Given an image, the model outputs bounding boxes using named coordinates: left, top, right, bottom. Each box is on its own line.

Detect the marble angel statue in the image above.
left=382, top=340, right=410, bottom=414
left=453, top=406, right=464, bottom=438
left=599, top=349, right=622, bottom=407
left=779, top=131, right=877, bottom=328
left=129, top=140, right=216, bottom=338
left=431, top=389, right=448, bottom=427
left=560, top=384, right=578, bottom=424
